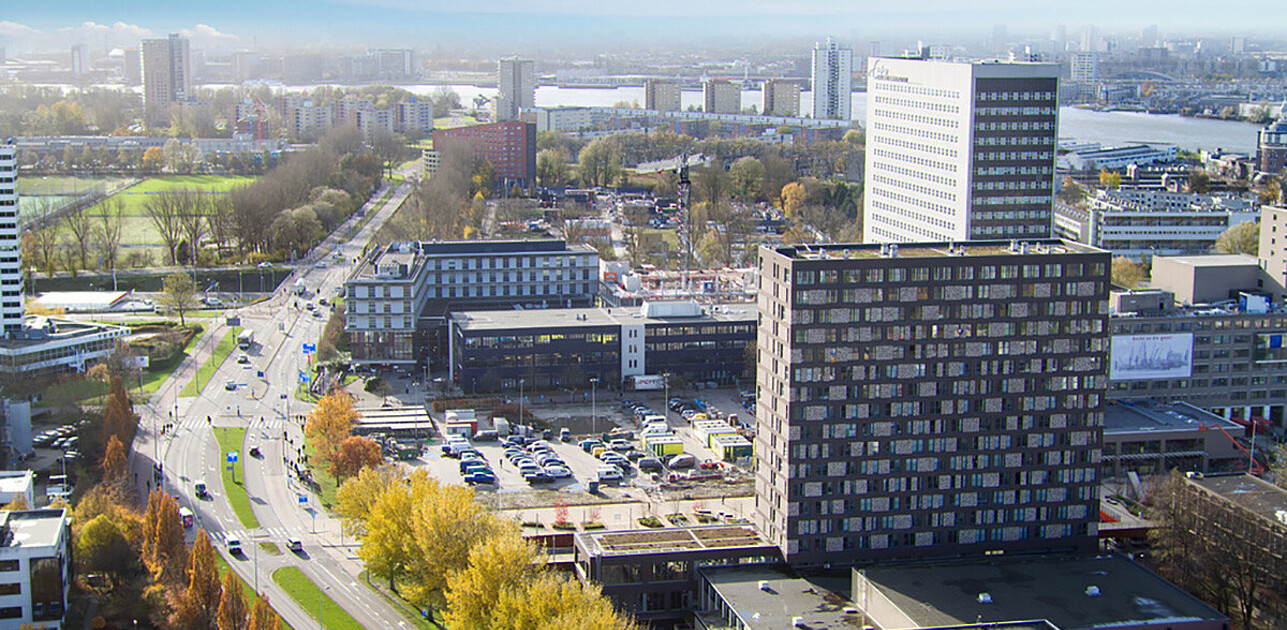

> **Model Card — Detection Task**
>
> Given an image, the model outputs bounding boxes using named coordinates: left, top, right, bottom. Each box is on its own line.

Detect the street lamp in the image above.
left=590, top=377, right=599, bottom=437
left=317, top=584, right=329, bottom=630
left=663, top=372, right=670, bottom=423
left=519, top=379, right=525, bottom=428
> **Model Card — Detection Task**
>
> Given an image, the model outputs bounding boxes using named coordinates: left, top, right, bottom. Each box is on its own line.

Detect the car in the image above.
left=248, top=446, right=261, bottom=458
left=579, top=439, right=603, bottom=453
left=194, top=482, right=208, bottom=498
left=224, top=381, right=237, bottom=391
left=637, top=457, right=664, bottom=473
left=559, top=428, right=571, bottom=442
left=226, top=536, right=243, bottom=555
left=256, top=262, right=273, bottom=268
left=668, top=454, right=697, bottom=469
left=319, top=298, right=330, bottom=306
left=625, top=450, right=648, bottom=461
left=463, top=464, right=493, bottom=477
left=286, top=537, right=303, bottom=552
left=305, top=302, right=315, bottom=310
left=609, top=439, right=632, bottom=451
left=524, top=471, right=554, bottom=484
left=599, top=451, right=627, bottom=465
left=517, top=463, right=542, bottom=477
left=543, top=465, right=572, bottom=479
left=595, top=466, right=623, bottom=482
left=698, top=460, right=722, bottom=471
left=473, top=430, right=499, bottom=442
left=465, top=471, right=497, bottom=485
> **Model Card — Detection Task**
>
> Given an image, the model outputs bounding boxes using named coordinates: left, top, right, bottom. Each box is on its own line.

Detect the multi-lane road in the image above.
left=129, top=177, right=416, bottom=628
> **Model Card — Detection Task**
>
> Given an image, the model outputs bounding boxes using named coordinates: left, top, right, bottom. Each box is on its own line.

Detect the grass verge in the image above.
left=179, top=326, right=241, bottom=397
left=139, top=325, right=208, bottom=398
left=212, top=426, right=259, bottom=529
left=303, top=441, right=339, bottom=510
left=272, top=567, right=364, bottom=630
left=357, top=570, right=440, bottom=629
left=215, top=553, right=295, bottom=630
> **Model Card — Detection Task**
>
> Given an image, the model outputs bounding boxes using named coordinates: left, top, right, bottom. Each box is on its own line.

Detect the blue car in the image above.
left=464, top=472, right=497, bottom=485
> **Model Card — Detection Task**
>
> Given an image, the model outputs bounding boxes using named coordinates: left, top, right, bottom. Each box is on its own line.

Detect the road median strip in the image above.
left=272, top=567, right=364, bottom=630
left=212, top=426, right=260, bottom=529
left=179, top=325, right=242, bottom=397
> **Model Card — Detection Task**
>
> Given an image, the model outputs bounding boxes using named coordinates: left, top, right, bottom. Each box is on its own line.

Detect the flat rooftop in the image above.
left=577, top=525, right=772, bottom=558
left=0, top=471, right=33, bottom=496
left=31, top=291, right=128, bottom=310
left=1190, top=474, right=1287, bottom=529
left=1104, top=399, right=1241, bottom=435
left=453, top=302, right=756, bottom=332
left=0, top=509, right=66, bottom=549
left=1157, top=254, right=1258, bottom=267
left=862, top=553, right=1225, bottom=630
left=698, top=567, right=866, bottom=630
left=773, top=239, right=1104, bottom=262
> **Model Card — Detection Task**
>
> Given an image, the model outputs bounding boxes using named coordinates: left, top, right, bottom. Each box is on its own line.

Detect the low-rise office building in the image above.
left=449, top=301, right=755, bottom=391
left=346, top=239, right=598, bottom=366
left=1054, top=188, right=1258, bottom=260
left=1101, top=399, right=1245, bottom=479
left=0, top=509, right=70, bottom=630
left=1180, top=474, right=1287, bottom=598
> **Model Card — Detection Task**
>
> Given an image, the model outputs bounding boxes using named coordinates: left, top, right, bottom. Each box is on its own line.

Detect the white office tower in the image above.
left=496, top=57, right=535, bottom=121
left=1070, top=52, right=1100, bottom=83
left=811, top=38, right=852, bottom=120
left=0, top=141, right=23, bottom=337
left=863, top=56, right=1060, bottom=243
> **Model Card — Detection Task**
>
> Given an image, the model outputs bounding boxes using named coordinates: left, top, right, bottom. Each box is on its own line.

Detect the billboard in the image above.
left=1110, top=333, right=1193, bottom=380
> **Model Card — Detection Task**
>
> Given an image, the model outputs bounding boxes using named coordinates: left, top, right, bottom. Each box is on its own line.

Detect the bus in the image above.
left=179, top=507, right=194, bottom=528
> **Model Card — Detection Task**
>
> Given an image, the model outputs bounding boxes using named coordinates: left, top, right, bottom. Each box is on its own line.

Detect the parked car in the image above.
left=543, top=465, right=572, bottom=479
left=637, top=457, right=664, bottom=473
left=473, top=430, right=499, bottom=442
left=668, top=454, right=697, bottom=469
left=464, top=471, right=497, bottom=485
left=609, top=439, right=632, bottom=451
left=596, top=466, right=624, bottom=482
left=524, top=471, right=554, bottom=485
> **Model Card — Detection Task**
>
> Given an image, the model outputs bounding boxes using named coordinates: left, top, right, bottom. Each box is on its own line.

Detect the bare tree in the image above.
left=95, top=197, right=124, bottom=271
left=63, top=207, right=94, bottom=271
left=175, top=188, right=209, bottom=264
left=144, top=189, right=184, bottom=264
left=30, top=198, right=61, bottom=278
left=206, top=194, right=235, bottom=260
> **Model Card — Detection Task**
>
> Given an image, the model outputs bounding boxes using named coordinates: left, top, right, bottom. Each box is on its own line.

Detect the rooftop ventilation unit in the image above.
left=978, top=593, right=993, bottom=604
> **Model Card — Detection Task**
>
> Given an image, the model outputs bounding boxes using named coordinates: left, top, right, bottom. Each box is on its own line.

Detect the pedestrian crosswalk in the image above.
left=209, top=527, right=297, bottom=544
left=167, top=416, right=291, bottom=433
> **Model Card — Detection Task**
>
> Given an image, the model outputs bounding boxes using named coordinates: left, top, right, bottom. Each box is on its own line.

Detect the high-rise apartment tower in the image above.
left=141, top=34, right=191, bottom=126
left=811, top=39, right=852, bottom=120
left=496, top=57, right=535, bottom=121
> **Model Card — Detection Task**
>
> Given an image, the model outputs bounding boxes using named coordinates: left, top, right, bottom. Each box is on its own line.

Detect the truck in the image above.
left=629, top=375, right=665, bottom=391
left=292, top=278, right=307, bottom=296
left=237, top=329, right=254, bottom=350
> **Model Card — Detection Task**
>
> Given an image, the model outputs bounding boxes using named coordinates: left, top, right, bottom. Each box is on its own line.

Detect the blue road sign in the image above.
left=302, top=343, right=316, bottom=354
left=298, top=494, right=308, bottom=504
left=226, top=451, right=238, bottom=463
left=299, top=371, right=311, bottom=384
left=257, top=370, right=265, bottom=378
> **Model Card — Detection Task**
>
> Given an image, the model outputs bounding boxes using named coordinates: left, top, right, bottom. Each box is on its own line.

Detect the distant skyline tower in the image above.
left=70, top=44, right=88, bottom=77
left=0, top=140, right=23, bottom=338
left=810, top=38, right=852, bottom=120
left=863, top=56, right=1060, bottom=243
left=141, top=34, right=190, bottom=126
left=703, top=78, right=740, bottom=114
left=992, top=23, right=1008, bottom=53
left=1141, top=25, right=1159, bottom=46
left=762, top=79, right=801, bottom=117
left=644, top=79, right=681, bottom=112
left=496, top=57, right=535, bottom=121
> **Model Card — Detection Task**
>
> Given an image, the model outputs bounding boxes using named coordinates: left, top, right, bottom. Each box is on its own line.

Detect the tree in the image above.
left=160, top=273, right=198, bottom=326
left=145, top=189, right=186, bottom=264
left=101, top=434, right=127, bottom=486
left=171, top=529, right=222, bottom=630
left=63, top=208, right=94, bottom=271
left=329, top=436, right=384, bottom=480
left=1188, top=169, right=1211, bottom=194
left=142, top=146, right=165, bottom=173
left=76, top=514, right=135, bottom=578
left=1098, top=168, right=1122, bottom=190
left=577, top=139, right=621, bottom=188
left=781, top=181, right=807, bottom=218
left=728, top=156, right=764, bottom=203
left=491, top=572, right=631, bottom=630
left=445, top=531, right=543, bottom=630
left=217, top=571, right=249, bottom=630
left=247, top=595, right=281, bottom=630
left=142, top=489, right=189, bottom=585
left=95, top=197, right=124, bottom=271
left=176, top=189, right=211, bottom=265
left=1111, top=256, right=1147, bottom=288
left=304, top=391, right=360, bottom=477
left=1214, top=221, right=1259, bottom=256
left=336, top=464, right=405, bottom=536
left=536, top=148, right=569, bottom=188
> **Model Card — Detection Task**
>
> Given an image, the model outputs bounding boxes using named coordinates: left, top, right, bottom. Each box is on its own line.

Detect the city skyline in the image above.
left=2, top=1, right=1285, bottom=53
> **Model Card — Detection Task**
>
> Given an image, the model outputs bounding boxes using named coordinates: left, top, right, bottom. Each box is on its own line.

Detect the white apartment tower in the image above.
left=863, top=57, right=1060, bottom=243
left=141, top=34, right=191, bottom=126
left=496, top=57, right=536, bottom=121
left=811, top=38, right=852, bottom=120
left=1069, top=52, right=1100, bottom=83
left=0, top=141, right=23, bottom=337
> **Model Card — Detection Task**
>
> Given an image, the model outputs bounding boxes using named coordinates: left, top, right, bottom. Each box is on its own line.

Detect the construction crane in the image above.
left=632, top=154, right=711, bottom=291
left=235, top=97, right=270, bottom=149
left=1201, top=421, right=1267, bottom=475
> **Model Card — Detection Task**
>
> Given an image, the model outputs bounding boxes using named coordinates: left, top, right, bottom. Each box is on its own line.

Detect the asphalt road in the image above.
left=130, top=176, right=416, bottom=629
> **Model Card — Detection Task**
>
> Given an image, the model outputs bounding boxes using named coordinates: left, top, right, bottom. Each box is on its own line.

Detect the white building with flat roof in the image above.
left=0, top=509, right=70, bottom=630
left=0, top=473, right=33, bottom=510
left=863, top=56, right=1060, bottom=243
left=496, top=57, right=535, bottom=122
left=811, top=39, right=852, bottom=120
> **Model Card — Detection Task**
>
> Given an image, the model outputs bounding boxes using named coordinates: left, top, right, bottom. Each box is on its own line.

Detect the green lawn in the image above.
left=212, top=426, right=260, bottom=529
left=358, top=571, right=440, bottom=629
left=215, top=553, right=295, bottom=630
left=78, top=175, right=258, bottom=251
left=272, top=567, right=364, bottom=630
left=179, top=326, right=241, bottom=398
left=138, top=325, right=208, bottom=398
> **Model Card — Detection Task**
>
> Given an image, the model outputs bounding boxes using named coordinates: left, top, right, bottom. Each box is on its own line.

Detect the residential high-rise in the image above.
left=432, top=121, right=536, bottom=188
left=754, top=240, right=1109, bottom=566
left=703, top=79, right=741, bottom=115
left=992, top=24, right=1008, bottom=53
left=122, top=48, right=141, bottom=85
left=863, top=56, right=1059, bottom=243
left=0, top=140, right=23, bottom=337
left=811, top=38, right=852, bottom=120
left=761, top=79, right=801, bottom=117
left=496, top=57, right=535, bottom=121
left=141, top=34, right=191, bottom=126
left=644, top=79, right=681, bottom=112
left=70, top=44, right=88, bottom=77
left=1069, top=52, right=1100, bottom=83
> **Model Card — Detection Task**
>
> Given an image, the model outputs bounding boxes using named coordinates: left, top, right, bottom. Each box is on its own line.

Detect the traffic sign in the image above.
left=302, top=343, right=316, bottom=354
left=298, top=494, right=308, bottom=504
left=299, top=371, right=311, bottom=384
left=226, top=451, right=238, bottom=463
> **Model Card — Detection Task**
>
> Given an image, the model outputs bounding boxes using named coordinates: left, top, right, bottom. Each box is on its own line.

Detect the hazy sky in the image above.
left=1, top=0, right=1282, bottom=52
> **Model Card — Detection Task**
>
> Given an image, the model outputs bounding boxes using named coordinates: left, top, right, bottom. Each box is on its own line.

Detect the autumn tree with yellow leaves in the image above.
left=304, top=391, right=360, bottom=478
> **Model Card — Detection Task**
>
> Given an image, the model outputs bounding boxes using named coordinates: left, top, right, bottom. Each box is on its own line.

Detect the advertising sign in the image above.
left=1110, top=333, right=1193, bottom=380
